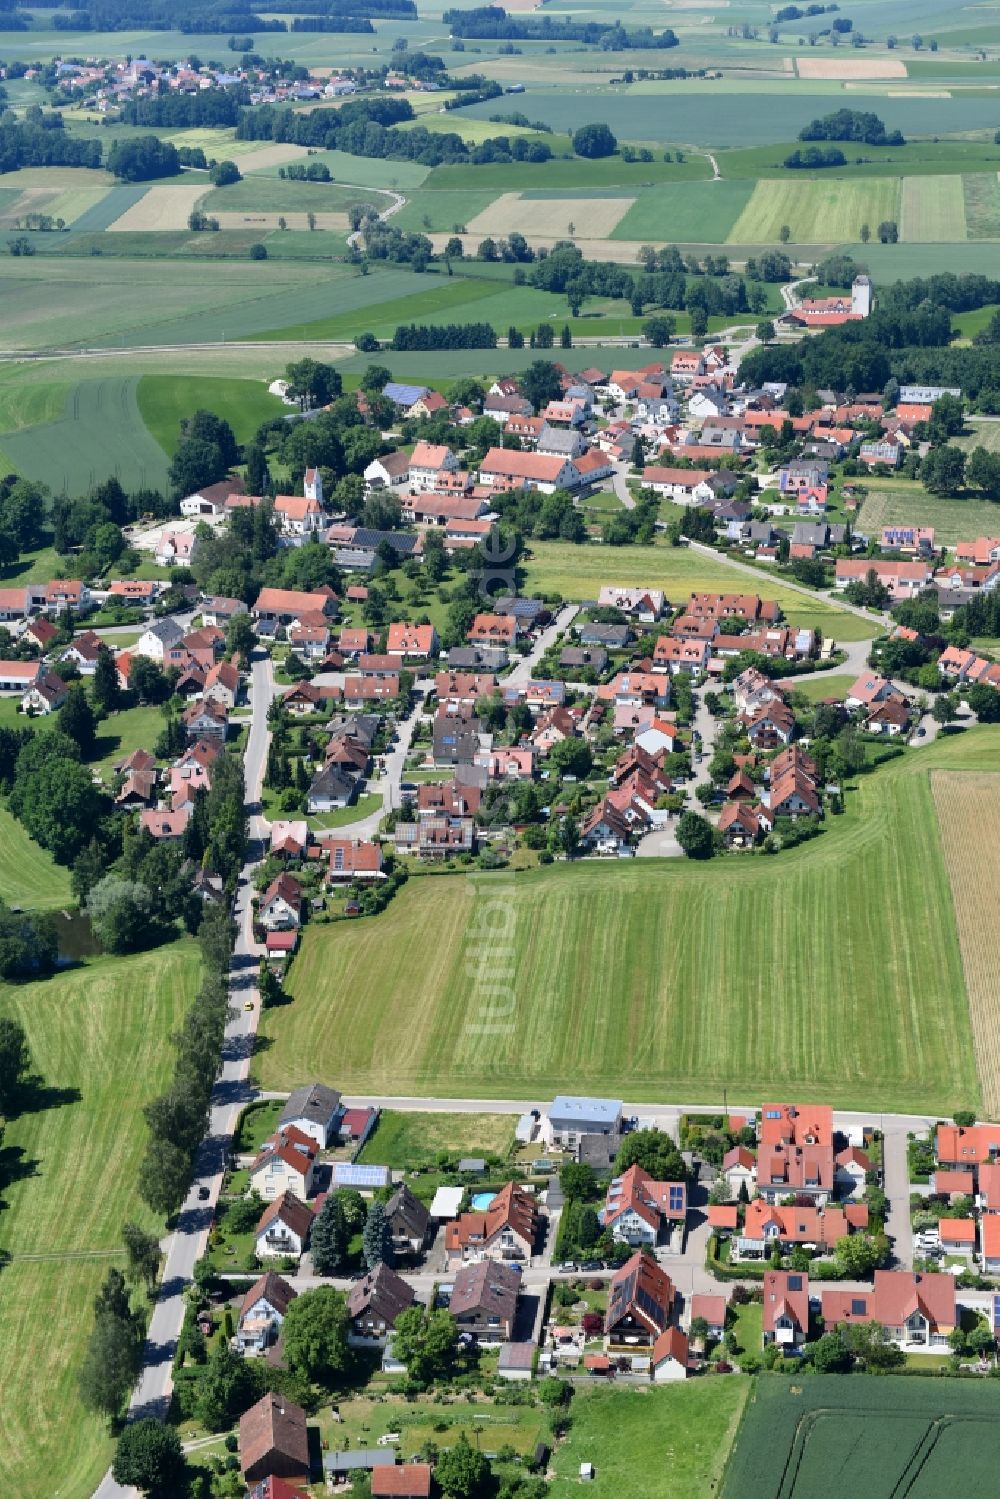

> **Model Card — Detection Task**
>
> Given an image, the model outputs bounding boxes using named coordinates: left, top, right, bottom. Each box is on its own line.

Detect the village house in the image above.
left=278, top=1083, right=342, bottom=1147
left=325, top=837, right=385, bottom=884
left=478, top=447, right=580, bottom=494
left=821, top=1270, right=956, bottom=1350
left=762, top=1270, right=809, bottom=1349
left=249, top=1126, right=317, bottom=1203
left=444, top=1181, right=537, bottom=1267
left=385, top=1182, right=432, bottom=1258
left=21, top=670, right=67, bottom=715
left=236, top=1271, right=297, bottom=1356
left=449, top=1259, right=521, bottom=1343
left=347, top=1262, right=416, bottom=1347
left=600, top=1163, right=687, bottom=1247
left=605, top=1252, right=674, bottom=1348
left=834, top=558, right=932, bottom=600
left=253, top=586, right=336, bottom=628
left=259, top=874, right=304, bottom=932
left=255, top=1193, right=314, bottom=1262
left=721, top=1145, right=756, bottom=1195
left=738, top=1202, right=857, bottom=1260
left=757, top=1102, right=834, bottom=1203
left=386, top=621, right=437, bottom=659
left=240, top=1394, right=310, bottom=1486
left=407, top=441, right=460, bottom=491
left=936, top=1121, right=1000, bottom=1173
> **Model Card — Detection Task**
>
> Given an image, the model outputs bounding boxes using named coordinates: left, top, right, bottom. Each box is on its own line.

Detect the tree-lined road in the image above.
left=94, top=651, right=275, bottom=1499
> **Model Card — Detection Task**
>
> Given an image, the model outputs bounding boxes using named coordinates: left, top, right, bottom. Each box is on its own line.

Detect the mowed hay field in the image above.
left=0, top=943, right=200, bottom=1499
left=466, top=192, right=635, bottom=238
left=728, top=177, right=901, bottom=244
left=900, top=174, right=967, bottom=241
left=0, top=805, right=71, bottom=908
left=259, top=732, right=999, bottom=1114
left=963, top=173, right=1000, bottom=239
left=106, top=183, right=208, bottom=231
left=521, top=539, right=879, bottom=640
left=721, top=1375, right=1000, bottom=1499
left=932, top=771, right=1000, bottom=1116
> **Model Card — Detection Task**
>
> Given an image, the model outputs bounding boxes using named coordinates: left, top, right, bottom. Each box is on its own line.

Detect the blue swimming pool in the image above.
left=470, top=1192, right=496, bottom=1211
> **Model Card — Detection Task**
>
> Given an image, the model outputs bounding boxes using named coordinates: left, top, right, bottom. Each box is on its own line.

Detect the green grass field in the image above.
left=392, top=188, right=506, bottom=233
left=200, top=178, right=386, bottom=215
left=136, top=373, right=286, bottom=454
left=1, top=375, right=170, bottom=492
left=959, top=173, right=1000, bottom=241
left=521, top=539, right=879, bottom=641
left=0, top=804, right=72, bottom=908
left=956, top=419, right=1000, bottom=455
left=0, top=942, right=200, bottom=1499
left=357, top=1109, right=516, bottom=1168
left=422, top=155, right=713, bottom=195
left=857, top=481, right=1000, bottom=546
left=259, top=729, right=997, bottom=1113
left=551, top=1383, right=749, bottom=1499
left=899, top=173, right=967, bottom=241
left=729, top=177, right=901, bottom=245
left=721, top=1375, right=1000, bottom=1498
left=612, top=181, right=754, bottom=243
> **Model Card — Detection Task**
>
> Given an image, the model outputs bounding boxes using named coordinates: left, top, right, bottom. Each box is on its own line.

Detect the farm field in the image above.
left=392, top=187, right=504, bottom=233
left=1, top=376, right=170, bottom=493
left=458, top=87, right=1000, bottom=149
left=931, top=771, right=1000, bottom=1116
left=959, top=172, right=1000, bottom=239
left=467, top=192, right=634, bottom=239
left=0, top=942, right=200, bottom=1499
left=422, top=155, right=714, bottom=195
left=720, top=1375, right=1000, bottom=1499
left=612, top=180, right=754, bottom=243
left=855, top=482, right=1000, bottom=546
left=357, top=1109, right=516, bottom=1168
left=0, top=804, right=72, bottom=908
left=550, top=1383, right=749, bottom=1499
left=136, top=373, right=286, bottom=454
left=521, top=540, right=880, bottom=640
left=106, top=183, right=208, bottom=232
left=257, top=729, right=997, bottom=1114
left=200, top=178, right=387, bottom=215
left=899, top=173, right=967, bottom=241
left=728, top=177, right=901, bottom=245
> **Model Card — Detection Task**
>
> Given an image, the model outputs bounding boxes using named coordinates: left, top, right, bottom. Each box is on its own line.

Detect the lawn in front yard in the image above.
left=357, top=1108, right=517, bottom=1169
left=549, top=1381, right=749, bottom=1499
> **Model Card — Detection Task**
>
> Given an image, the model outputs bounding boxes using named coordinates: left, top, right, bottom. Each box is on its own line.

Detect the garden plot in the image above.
left=106, top=184, right=208, bottom=231
left=466, top=192, right=634, bottom=238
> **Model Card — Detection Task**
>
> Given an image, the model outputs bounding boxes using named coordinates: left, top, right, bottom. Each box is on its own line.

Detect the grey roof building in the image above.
left=279, top=1082, right=342, bottom=1147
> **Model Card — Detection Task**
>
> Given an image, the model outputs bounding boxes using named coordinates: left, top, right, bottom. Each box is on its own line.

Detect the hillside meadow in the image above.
left=258, top=729, right=999, bottom=1115
left=0, top=942, right=200, bottom=1499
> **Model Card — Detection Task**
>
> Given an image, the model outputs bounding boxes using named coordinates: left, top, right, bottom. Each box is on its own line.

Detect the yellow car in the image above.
left=243, top=1000, right=254, bottom=1011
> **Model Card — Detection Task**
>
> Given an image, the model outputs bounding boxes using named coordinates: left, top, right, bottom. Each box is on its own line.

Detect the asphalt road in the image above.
left=94, top=650, right=275, bottom=1499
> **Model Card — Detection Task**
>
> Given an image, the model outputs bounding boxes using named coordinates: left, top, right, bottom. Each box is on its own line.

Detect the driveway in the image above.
left=506, top=604, right=579, bottom=685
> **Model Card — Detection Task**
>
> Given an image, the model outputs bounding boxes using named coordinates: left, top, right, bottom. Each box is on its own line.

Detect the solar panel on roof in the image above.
left=788, top=1275, right=801, bottom=1291
left=851, top=1298, right=867, bottom=1316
